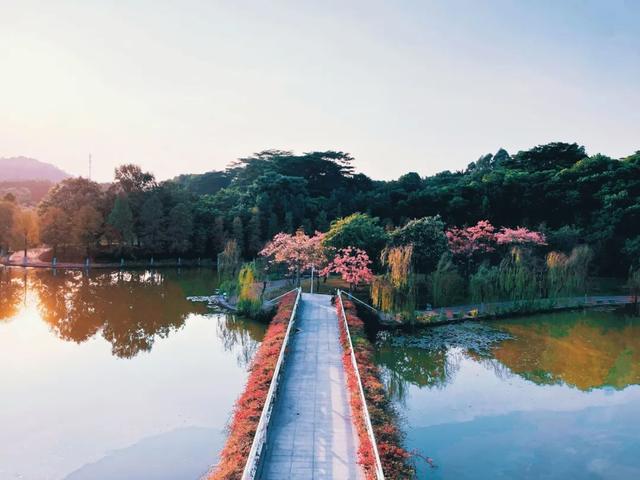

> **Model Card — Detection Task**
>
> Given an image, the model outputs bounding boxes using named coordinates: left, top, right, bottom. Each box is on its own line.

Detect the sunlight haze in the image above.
left=1, top=0, right=638, bottom=181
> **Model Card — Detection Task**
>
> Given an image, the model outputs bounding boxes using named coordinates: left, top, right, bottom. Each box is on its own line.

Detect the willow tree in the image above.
left=498, top=247, right=540, bottom=301
left=372, top=245, right=416, bottom=316
left=546, top=246, right=593, bottom=297
left=237, top=262, right=262, bottom=317
left=429, top=254, right=464, bottom=307
left=546, top=251, right=569, bottom=298
left=218, top=239, right=241, bottom=281
left=469, top=263, right=500, bottom=303
left=565, top=245, right=593, bottom=294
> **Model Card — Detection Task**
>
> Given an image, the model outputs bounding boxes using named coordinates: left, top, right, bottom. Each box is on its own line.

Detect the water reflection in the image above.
left=377, top=309, right=640, bottom=399
left=493, top=311, right=640, bottom=390
left=0, top=267, right=265, bottom=363
left=0, top=268, right=23, bottom=321
left=0, top=266, right=267, bottom=480
left=375, top=309, right=640, bottom=479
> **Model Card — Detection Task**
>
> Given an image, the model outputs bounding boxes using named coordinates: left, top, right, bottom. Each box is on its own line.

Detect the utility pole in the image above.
left=88, top=153, right=92, bottom=180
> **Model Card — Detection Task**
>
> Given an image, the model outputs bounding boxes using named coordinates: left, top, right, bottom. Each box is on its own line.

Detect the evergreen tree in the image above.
left=167, top=202, right=193, bottom=254
left=107, top=195, right=134, bottom=245
left=248, top=208, right=262, bottom=257
left=139, top=194, right=164, bottom=251
left=232, top=216, right=244, bottom=255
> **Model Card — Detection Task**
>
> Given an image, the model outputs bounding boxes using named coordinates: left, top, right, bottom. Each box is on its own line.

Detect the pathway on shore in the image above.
left=261, top=293, right=362, bottom=480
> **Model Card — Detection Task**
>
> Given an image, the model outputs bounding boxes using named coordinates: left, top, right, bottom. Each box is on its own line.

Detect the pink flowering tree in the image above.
left=496, top=227, right=546, bottom=246
left=321, top=246, right=374, bottom=291
left=259, top=229, right=327, bottom=285
left=446, top=220, right=497, bottom=258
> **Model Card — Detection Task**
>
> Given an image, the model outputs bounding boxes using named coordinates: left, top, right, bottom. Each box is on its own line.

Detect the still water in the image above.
left=376, top=309, right=640, bottom=480
left=0, top=267, right=265, bottom=480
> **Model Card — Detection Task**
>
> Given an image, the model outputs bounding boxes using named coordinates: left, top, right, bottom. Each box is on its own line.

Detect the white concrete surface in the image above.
left=261, top=293, right=363, bottom=480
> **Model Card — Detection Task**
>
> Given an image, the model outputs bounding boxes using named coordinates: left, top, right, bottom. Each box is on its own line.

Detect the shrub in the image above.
left=210, top=291, right=297, bottom=480
left=336, top=297, right=414, bottom=479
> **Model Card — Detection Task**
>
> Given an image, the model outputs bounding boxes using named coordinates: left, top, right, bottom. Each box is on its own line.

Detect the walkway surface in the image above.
left=261, top=293, right=362, bottom=480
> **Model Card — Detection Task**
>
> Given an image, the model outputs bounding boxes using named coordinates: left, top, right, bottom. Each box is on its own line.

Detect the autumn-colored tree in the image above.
left=72, top=205, right=103, bottom=256
left=39, top=207, right=69, bottom=256
left=0, top=200, right=16, bottom=254
left=322, top=246, right=373, bottom=291
left=12, top=208, right=39, bottom=259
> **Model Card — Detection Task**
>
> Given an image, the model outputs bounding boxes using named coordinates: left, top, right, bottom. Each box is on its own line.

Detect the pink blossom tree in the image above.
left=321, top=246, right=374, bottom=291
left=495, top=227, right=546, bottom=246
left=446, top=220, right=497, bottom=258
left=259, top=229, right=327, bottom=285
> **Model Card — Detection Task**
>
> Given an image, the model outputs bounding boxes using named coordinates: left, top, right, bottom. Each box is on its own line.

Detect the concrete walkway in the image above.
left=261, top=293, right=362, bottom=480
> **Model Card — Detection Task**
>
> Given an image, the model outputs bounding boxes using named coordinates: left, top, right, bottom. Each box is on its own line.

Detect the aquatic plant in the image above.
left=210, top=291, right=297, bottom=480
left=336, top=296, right=415, bottom=479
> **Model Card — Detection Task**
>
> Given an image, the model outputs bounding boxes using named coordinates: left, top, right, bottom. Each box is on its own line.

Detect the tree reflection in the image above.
left=216, top=314, right=266, bottom=368
left=0, top=268, right=23, bottom=322
left=493, top=311, right=640, bottom=390
left=32, top=269, right=208, bottom=358
left=375, top=346, right=459, bottom=403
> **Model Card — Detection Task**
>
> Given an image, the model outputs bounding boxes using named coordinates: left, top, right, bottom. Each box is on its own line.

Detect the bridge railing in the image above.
left=337, top=289, right=385, bottom=480
left=241, top=287, right=302, bottom=480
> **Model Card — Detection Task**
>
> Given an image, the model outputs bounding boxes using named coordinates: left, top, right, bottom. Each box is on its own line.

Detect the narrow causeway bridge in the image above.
left=240, top=290, right=383, bottom=480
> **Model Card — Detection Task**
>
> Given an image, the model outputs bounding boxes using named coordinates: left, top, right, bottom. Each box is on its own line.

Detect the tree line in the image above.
left=1, top=142, right=639, bottom=277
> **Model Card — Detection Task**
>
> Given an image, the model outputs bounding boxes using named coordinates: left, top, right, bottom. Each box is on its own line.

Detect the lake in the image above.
left=0, top=267, right=265, bottom=480
left=375, top=309, right=640, bottom=480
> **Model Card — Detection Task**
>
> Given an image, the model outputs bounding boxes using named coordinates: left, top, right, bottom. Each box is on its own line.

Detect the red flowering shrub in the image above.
left=210, top=291, right=297, bottom=480
left=336, top=297, right=415, bottom=479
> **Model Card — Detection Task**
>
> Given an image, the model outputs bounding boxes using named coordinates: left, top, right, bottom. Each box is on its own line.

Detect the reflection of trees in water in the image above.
left=493, top=314, right=640, bottom=390
left=32, top=269, right=205, bottom=358
left=0, top=268, right=24, bottom=322
left=216, top=314, right=266, bottom=368
left=375, top=346, right=461, bottom=403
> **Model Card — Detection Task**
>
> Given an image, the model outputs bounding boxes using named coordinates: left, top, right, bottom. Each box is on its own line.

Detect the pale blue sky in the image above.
left=1, top=0, right=638, bottom=181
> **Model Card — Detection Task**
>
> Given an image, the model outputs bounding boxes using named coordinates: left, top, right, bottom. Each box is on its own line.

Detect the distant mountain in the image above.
left=0, top=156, right=70, bottom=182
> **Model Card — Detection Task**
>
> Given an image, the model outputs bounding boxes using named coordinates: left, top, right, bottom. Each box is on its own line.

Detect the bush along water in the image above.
left=336, top=295, right=415, bottom=479
left=210, top=290, right=297, bottom=480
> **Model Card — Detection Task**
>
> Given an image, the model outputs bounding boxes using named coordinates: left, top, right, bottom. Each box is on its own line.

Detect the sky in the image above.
left=1, top=0, right=639, bottom=182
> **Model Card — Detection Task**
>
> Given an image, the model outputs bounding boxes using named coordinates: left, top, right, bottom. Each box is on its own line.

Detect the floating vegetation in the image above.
left=378, top=321, right=513, bottom=356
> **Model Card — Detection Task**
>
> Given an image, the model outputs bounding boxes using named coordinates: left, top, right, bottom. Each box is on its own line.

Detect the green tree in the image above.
left=390, top=216, right=448, bottom=273
left=248, top=207, right=263, bottom=257
left=323, top=213, right=388, bottom=264
left=107, top=195, right=135, bottom=245
left=139, top=194, right=164, bottom=251
left=166, top=203, right=193, bottom=254
left=232, top=216, right=244, bottom=255
left=429, top=254, right=464, bottom=307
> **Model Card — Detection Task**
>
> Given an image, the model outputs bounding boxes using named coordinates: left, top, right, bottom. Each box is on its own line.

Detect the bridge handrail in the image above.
left=337, top=289, right=385, bottom=480
left=263, top=287, right=299, bottom=305
left=241, top=287, right=302, bottom=480
left=340, top=289, right=381, bottom=314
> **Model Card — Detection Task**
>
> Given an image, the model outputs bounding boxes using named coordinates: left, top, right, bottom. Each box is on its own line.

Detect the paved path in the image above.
left=261, top=293, right=362, bottom=480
